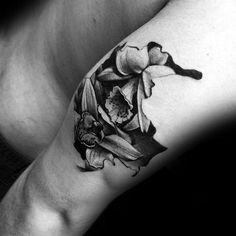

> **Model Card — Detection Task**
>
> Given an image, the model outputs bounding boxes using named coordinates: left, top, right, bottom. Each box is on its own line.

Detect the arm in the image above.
left=1, top=0, right=236, bottom=235
left=0, top=0, right=169, bottom=159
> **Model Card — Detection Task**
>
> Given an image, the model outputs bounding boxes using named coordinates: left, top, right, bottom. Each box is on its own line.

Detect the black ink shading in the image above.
left=73, top=42, right=202, bottom=175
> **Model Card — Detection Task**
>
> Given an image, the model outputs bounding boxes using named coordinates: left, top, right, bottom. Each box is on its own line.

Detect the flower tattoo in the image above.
left=73, top=42, right=203, bottom=175
left=75, top=112, right=104, bottom=148
left=105, top=86, right=133, bottom=124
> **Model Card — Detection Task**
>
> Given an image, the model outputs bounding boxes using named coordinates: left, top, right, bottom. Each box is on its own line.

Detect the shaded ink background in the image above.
left=0, top=1, right=231, bottom=234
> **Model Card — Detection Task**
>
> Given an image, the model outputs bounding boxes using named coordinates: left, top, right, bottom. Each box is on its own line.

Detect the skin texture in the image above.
left=0, top=0, right=236, bottom=235
left=0, top=0, right=168, bottom=160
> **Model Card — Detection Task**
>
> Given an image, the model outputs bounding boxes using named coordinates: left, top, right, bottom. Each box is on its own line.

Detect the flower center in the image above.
left=105, top=86, right=133, bottom=124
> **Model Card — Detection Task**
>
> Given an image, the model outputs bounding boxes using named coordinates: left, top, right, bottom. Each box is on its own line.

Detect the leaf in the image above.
left=123, top=114, right=139, bottom=131
left=98, top=135, right=143, bottom=161
left=137, top=79, right=151, bottom=133
left=97, top=67, right=132, bottom=81
left=133, top=135, right=167, bottom=160
left=74, top=79, right=86, bottom=114
left=90, top=72, right=96, bottom=85
left=120, top=136, right=167, bottom=176
left=118, top=159, right=141, bottom=176
left=121, top=78, right=139, bottom=104
left=86, top=146, right=115, bottom=169
left=81, top=78, right=98, bottom=119
left=93, top=79, right=104, bottom=105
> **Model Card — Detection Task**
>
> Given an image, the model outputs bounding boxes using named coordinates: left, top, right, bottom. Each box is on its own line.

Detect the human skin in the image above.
left=1, top=0, right=236, bottom=235
left=0, top=0, right=168, bottom=160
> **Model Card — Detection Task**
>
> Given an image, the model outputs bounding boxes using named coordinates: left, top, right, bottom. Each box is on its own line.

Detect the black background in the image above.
left=0, top=0, right=46, bottom=31
left=85, top=119, right=232, bottom=235
left=0, top=1, right=232, bottom=234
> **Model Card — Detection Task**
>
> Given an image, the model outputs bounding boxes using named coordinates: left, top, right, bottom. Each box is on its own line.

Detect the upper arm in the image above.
left=68, top=0, right=236, bottom=182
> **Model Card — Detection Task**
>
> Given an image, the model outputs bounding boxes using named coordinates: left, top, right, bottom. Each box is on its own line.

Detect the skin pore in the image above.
left=0, top=0, right=168, bottom=160
left=0, top=0, right=236, bottom=235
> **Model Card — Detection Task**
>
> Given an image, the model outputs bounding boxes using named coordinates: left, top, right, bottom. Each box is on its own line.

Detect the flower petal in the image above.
left=142, top=65, right=175, bottom=98
left=98, top=135, right=143, bottom=161
left=98, top=105, right=115, bottom=127
left=121, top=78, right=139, bottom=104
left=142, top=72, right=155, bottom=98
left=137, top=79, right=151, bottom=133
left=98, top=105, right=132, bottom=143
left=144, top=65, right=175, bottom=79
left=105, top=86, right=133, bottom=124
left=93, top=79, right=104, bottom=105
left=116, top=129, right=132, bottom=144
left=97, top=67, right=132, bottom=81
left=123, top=114, right=140, bottom=131
left=149, top=46, right=169, bottom=65
left=81, top=78, right=98, bottom=119
left=86, top=146, right=115, bottom=169
left=116, top=46, right=149, bottom=75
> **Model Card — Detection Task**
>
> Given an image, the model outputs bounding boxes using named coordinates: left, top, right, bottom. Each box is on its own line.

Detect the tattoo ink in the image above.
left=73, top=42, right=202, bottom=175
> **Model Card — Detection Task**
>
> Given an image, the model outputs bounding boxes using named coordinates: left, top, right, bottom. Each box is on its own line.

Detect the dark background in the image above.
left=0, top=1, right=232, bottom=234
left=0, top=0, right=46, bottom=31
left=85, top=120, right=232, bottom=235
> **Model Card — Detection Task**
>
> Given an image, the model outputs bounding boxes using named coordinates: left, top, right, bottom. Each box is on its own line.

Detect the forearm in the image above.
left=1, top=0, right=236, bottom=235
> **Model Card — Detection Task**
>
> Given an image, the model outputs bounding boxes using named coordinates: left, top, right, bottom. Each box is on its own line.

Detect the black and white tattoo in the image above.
left=74, top=42, right=202, bottom=175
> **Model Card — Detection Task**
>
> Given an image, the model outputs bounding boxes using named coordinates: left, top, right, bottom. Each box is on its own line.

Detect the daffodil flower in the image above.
left=98, top=43, right=176, bottom=132
left=74, top=77, right=144, bottom=174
